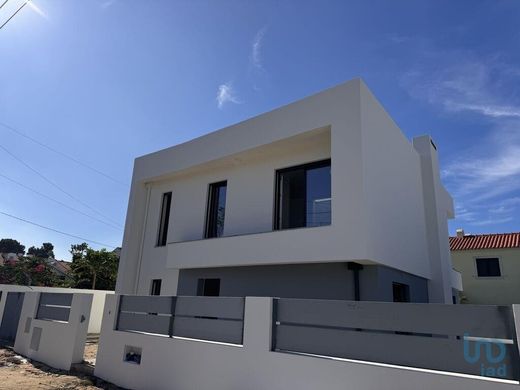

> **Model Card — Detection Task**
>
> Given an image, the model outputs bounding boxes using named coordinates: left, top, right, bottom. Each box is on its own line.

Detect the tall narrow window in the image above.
left=156, top=192, right=172, bottom=246
left=150, top=279, right=162, bottom=296
left=275, top=159, right=331, bottom=230
left=205, top=181, right=227, bottom=238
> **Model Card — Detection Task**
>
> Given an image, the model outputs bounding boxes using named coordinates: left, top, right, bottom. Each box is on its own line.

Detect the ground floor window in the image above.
left=392, top=282, right=410, bottom=302
left=150, top=279, right=162, bottom=295
left=197, top=278, right=220, bottom=296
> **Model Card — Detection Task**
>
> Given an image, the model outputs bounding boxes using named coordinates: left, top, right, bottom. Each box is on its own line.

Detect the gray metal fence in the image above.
left=36, top=293, right=73, bottom=322
left=116, top=295, right=245, bottom=344
left=272, top=298, right=520, bottom=380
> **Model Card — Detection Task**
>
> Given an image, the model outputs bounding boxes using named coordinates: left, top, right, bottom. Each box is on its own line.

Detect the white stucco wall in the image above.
left=413, top=136, right=456, bottom=303
left=452, top=248, right=520, bottom=304
left=0, top=284, right=112, bottom=333
left=359, top=82, right=430, bottom=278
left=13, top=292, right=92, bottom=371
left=95, top=295, right=514, bottom=390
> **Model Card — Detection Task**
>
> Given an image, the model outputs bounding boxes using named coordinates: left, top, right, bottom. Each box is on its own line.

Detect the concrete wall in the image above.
left=451, top=248, right=520, bottom=305
left=116, top=78, right=455, bottom=305
left=177, top=263, right=429, bottom=303
left=359, top=82, right=431, bottom=283
left=413, top=136, right=455, bottom=303
left=13, top=292, right=92, bottom=371
left=95, top=295, right=516, bottom=390
left=0, top=284, right=112, bottom=333
left=363, top=265, right=429, bottom=303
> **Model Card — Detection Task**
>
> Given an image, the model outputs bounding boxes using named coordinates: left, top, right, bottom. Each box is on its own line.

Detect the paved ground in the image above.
left=0, top=341, right=123, bottom=390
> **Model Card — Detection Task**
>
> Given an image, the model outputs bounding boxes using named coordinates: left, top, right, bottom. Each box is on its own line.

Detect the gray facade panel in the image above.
left=177, top=263, right=428, bottom=302
left=377, top=266, right=429, bottom=303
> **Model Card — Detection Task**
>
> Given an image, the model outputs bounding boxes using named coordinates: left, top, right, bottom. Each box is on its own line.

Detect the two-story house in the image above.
left=450, top=230, right=520, bottom=305
left=116, top=79, right=461, bottom=304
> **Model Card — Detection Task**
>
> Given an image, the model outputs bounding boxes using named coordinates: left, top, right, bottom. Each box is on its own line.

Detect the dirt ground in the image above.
left=84, top=340, right=98, bottom=365
left=0, top=342, right=123, bottom=390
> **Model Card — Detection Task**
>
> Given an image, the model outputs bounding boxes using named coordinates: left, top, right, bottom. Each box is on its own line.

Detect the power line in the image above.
left=0, top=171, right=122, bottom=230
left=0, top=143, right=123, bottom=228
left=0, top=121, right=127, bottom=187
left=0, top=0, right=9, bottom=10
left=0, top=210, right=118, bottom=248
left=0, top=0, right=29, bottom=30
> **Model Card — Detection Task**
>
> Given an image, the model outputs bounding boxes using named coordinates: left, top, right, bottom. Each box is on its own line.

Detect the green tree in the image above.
left=0, top=238, right=25, bottom=254
left=27, top=242, right=55, bottom=258
left=70, top=244, right=118, bottom=290
left=70, top=243, right=88, bottom=261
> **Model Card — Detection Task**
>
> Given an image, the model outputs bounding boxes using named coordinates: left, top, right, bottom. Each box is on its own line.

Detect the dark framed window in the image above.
left=150, top=279, right=162, bottom=295
left=205, top=181, right=227, bottom=238
left=476, top=258, right=501, bottom=277
left=156, top=192, right=172, bottom=246
left=392, top=282, right=410, bottom=302
left=197, top=278, right=221, bottom=296
left=275, top=159, right=331, bottom=230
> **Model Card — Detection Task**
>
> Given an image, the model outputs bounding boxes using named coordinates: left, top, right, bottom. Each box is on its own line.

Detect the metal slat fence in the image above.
left=116, top=295, right=245, bottom=345
left=272, top=298, right=520, bottom=380
left=36, top=293, right=73, bottom=322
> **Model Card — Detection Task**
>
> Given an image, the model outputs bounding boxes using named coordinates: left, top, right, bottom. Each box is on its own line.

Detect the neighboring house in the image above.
left=46, top=259, right=72, bottom=279
left=112, top=247, right=122, bottom=258
left=450, top=230, right=520, bottom=305
left=116, top=78, right=461, bottom=303
left=0, top=252, right=23, bottom=266
left=0, top=253, right=72, bottom=279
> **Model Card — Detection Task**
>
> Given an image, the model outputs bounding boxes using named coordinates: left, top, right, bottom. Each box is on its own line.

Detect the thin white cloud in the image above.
left=387, top=34, right=411, bottom=44
left=444, top=102, right=520, bottom=118
left=250, top=27, right=267, bottom=71
left=469, top=216, right=513, bottom=226
left=27, top=1, right=48, bottom=19
left=216, top=83, right=240, bottom=109
left=500, top=197, right=520, bottom=207
left=101, top=0, right=117, bottom=9
left=442, top=125, right=520, bottom=202
left=402, top=59, right=520, bottom=120
left=401, top=52, right=520, bottom=229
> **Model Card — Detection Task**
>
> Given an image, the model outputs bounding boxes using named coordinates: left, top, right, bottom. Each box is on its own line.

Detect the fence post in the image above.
left=271, top=298, right=278, bottom=351
left=168, top=296, right=177, bottom=338
left=115, top=295, right=123, bottom=331
left=512, top=305, right=520, bottom=381
left=243, top=297, right=272, bottom=353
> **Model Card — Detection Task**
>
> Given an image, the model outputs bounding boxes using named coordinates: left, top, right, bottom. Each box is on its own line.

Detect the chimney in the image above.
left=456, top=228, right=465, bottom=238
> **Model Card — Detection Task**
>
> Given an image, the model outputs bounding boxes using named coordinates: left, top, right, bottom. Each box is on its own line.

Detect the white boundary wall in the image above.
left=0, top=284, right=113, bottom=333
left=95, top=295, right=518, bottom=390
left=13, top=292, right=93, bottom=371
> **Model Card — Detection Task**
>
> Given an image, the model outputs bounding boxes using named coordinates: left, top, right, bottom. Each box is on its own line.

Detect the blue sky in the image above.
left=1, top=0, right=519, bottom=260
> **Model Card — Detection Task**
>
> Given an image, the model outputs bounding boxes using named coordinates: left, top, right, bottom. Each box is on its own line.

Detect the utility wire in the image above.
left=0, top=0, right=29, bottom=30
left=0, top=211, right=118, bottom=248
left=0, top=0, right=9, bottom=10
left=0, top=143, right=123, bottom=228
left=0, top=171, right=122, bottom=230
left=0, top=121, right=127, bottom=187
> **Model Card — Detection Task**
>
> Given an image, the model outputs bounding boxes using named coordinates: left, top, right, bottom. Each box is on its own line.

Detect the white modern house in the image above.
left=94, top=79, right=520, bottom=390
left=116, top=78, right=461, bottom=304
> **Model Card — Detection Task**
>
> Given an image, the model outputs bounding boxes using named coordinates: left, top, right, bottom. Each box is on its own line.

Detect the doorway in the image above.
left=0, top=292, right=25, bottom=345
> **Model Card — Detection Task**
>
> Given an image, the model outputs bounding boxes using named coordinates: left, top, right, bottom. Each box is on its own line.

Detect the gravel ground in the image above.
left=0, top=342, right=124, bottom=390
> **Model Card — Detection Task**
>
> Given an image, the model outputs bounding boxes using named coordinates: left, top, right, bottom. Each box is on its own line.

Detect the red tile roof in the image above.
left=450, top=232, right=520, bottom=251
